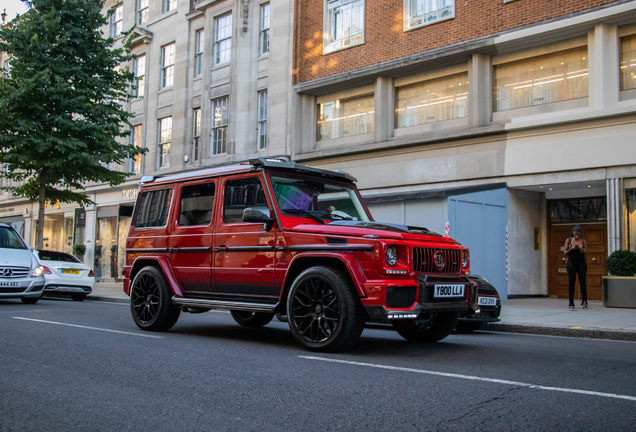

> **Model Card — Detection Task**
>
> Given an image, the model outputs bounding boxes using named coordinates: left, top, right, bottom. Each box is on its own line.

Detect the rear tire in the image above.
left=287, top=266, right=365, bottom=352
left=21, top=297, right=40, bottom=305
left=130, top=266, right=180, bottom=331
left=455, top=320, right=483, bottom=333
left=230, top=310, right=275, bottom=327
left=393, top=312, right=459, bottom=342
left=70, top=293, right=87, bottom=302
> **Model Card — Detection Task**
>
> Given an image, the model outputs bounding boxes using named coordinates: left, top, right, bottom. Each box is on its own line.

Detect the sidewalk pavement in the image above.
left=88, top=282, right=636, bottom=342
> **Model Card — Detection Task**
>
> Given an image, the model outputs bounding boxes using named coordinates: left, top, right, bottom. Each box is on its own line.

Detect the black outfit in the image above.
left=566, top=238, right=587, bottom=307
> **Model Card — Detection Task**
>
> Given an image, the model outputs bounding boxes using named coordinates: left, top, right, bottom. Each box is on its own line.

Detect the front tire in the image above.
left=21, top=296, right=40, bottom=304
left=393, top=312, right=459, bottom=342
left=230, top=310, right=275, bottom=327
left=287, top=266, right=365, bottom=352
left=71, top=293, right=87, bottom=302
left=130, top=266, right=180, bottom=331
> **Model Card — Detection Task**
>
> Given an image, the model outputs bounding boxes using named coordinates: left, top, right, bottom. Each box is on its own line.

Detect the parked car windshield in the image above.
left=269, top=175, right=370, bottom=222
left=36, top=250, right=82, bottom=263
left=0, top=226, right=28, bottom=249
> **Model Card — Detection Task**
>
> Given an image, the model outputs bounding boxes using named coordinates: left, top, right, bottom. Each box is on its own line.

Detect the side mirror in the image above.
left=243, top=207, right=275, bottom=231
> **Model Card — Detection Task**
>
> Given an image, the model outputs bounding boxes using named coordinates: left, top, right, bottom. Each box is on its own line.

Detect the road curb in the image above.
left=86, top=295, right=129, bottom=304
left=482, top=323, right=636, bottom=342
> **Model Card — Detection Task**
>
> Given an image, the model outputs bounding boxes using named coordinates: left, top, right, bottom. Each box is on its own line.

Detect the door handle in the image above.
left=214, top=246, right=228, bottom=252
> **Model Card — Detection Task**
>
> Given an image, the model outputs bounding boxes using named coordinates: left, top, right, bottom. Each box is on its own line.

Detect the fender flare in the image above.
left=129, top=255, right=183, bottom=297
left=280, top=251, right=368, bottom=299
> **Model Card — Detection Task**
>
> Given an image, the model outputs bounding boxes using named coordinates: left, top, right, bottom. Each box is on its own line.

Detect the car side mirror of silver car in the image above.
left=243, top=207, right=275, bottom=231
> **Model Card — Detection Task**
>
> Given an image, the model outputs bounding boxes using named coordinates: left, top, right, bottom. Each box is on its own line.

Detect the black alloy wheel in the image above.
left=287, top=266, right=365, bottom=352
left=230, top=310, right=275, bottom=327
left=392, top=312, right=459, bottom=342
left=130, top=266, right=180, bottom=331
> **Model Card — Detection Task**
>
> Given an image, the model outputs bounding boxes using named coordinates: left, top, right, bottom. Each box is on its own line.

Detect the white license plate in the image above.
left=434, top=284, right=464, bottom=298
left=0, top=281, right=20, bottom=287
left=478, top=296, right=497, bottom=306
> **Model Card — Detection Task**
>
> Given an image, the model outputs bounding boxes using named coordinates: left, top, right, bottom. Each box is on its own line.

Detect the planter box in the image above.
left=603, top=276, right=636, bottom=308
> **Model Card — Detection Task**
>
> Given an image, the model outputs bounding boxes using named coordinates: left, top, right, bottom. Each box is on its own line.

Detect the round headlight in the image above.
left=462, top=250, right=469, bottom=268
left=385, top=246, right=398, bottom=267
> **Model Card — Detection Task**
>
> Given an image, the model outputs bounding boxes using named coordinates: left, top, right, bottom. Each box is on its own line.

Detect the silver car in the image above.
left=0, top=222, right=46, bottom=304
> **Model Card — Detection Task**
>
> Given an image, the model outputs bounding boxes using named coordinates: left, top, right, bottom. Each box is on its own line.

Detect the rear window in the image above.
left=37, top=251, right=81, bottom=263
left=134, top=188, right=174, bottom=228
left=0, top=226, right=27, bottom=249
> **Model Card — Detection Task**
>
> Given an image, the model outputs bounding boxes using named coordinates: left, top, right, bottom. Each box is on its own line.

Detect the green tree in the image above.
left=0, top=0, right=145, bottom=248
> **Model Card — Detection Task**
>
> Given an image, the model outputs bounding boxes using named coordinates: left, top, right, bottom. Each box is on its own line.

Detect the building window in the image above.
left=395, top=73, right=469, bottom=128
left=258, top=90, right=267, bottom=150
left=158, top=117, right=172, bottom=168
left=215, top=13, right=232, bottom=65
left=195, top=29, right=204, bottom=76
left=493, top=46, right=589, bottom=112
left=406, top=0, right=454, bottom=31
left=137, top=0, right=149, bottom=25
left=165, top=0, right=177, bottom=13
left=193, top=108, right=201, bottom=161
left=260, top=3, right=270, bottom=55
left=131, top=125, right=143, bottom=173
left=212, top=97, right=229, bottom=155
left=324, top=0, right=364, bottom=54
left=161, top=43, right=176, bottom=89
left=620, top=34, right=636, bottom=92
left=133, top=54, right=146, bottom=98
left=317, top=93, right=374, bottom=141
left=111, top=5, right=123, bottom=37
left=627, top=187, right=636, bottom=252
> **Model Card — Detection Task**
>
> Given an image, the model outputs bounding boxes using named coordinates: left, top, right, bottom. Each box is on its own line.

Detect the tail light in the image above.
left=88, top=269, right=94, bottom=277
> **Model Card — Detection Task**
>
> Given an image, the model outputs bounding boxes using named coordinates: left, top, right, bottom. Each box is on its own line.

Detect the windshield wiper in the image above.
left=281, top=208, right=325, bottom=224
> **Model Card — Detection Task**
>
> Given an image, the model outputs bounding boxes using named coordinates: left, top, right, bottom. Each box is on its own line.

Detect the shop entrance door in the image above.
left=548, top=221, right=607, bottom=300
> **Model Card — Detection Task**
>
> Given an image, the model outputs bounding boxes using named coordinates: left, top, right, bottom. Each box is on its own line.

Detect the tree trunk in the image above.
left=35, top=171, right=47, bottom=250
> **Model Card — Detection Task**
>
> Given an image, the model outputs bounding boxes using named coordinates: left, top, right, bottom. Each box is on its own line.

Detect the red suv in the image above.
left=124, top=157, right=477, bottom=352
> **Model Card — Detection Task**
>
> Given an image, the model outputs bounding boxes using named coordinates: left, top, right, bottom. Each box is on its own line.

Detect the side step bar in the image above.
left=172, top=296, right=277, bottom=313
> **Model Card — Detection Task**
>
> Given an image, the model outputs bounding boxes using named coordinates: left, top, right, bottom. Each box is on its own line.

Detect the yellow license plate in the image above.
left=62, top=269, right=80, bottom=275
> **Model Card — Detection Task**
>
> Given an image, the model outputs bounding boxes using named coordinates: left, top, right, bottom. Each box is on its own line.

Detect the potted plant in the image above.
left=603, top=250, right=636, bottom=308
left=72, top=243, right=86, bottom=262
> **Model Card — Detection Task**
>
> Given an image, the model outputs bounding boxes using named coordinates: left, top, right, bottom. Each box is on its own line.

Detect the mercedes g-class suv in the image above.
left=123, top=157, right=477, bottom=352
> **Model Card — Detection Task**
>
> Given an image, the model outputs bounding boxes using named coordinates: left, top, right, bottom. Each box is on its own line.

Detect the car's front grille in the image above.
left=0, top=288, right=26, bottom=293
left=478, top=285, right=498, bottom=296
left=413, top=248, right=461, bottom=273
left=0, top=266, right=30, bottom=279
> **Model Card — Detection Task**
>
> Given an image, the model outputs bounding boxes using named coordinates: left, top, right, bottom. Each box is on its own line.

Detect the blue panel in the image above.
left=482, top=204, right=507, bottom=299
left=456, top=201, right=484, bottom=276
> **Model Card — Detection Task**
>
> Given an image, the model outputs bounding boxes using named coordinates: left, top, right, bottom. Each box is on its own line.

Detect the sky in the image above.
left=2, top=0, right=30, bottom=23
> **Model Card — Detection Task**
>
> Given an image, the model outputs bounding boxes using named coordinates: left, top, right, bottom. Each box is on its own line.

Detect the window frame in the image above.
left=161, top=43, right=176, bottom=89
left=164, top=0, right=177, bottom=13
left=404, top=0, right=455, bottom=32
left=222, top=176, right=268, bottom=225
left=133, top=188, right=174, bottom=230
left=619, top=32, right=636, bottom=97
left=133, top=54, right=146, bottom=98
left=137, top=0, right=149, bottom=25
left=215, top=13, right=233, bottom=65
left=323, top=0, right=365, bottom=54
left=211, top=96, right=229, bottom=155
left=195, top=29, right=204, bottom=76
left=130, top=124, right=143, bottom=174
left=111, top=5, right=123, bottom=37
left=158, top=117, right=172, bottom=168
left=193, top=108, right=201, bottom=161
left=258, top=90, right=267, bottom=150
left=260, top=3, right=270, bottom=55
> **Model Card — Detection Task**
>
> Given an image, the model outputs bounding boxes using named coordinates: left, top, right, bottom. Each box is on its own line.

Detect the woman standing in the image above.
left=564, top=225, right=588, bottom=310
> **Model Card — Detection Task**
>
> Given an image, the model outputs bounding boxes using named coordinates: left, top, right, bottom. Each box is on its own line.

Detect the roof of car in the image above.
left=139, top=156, right=357, bottom=187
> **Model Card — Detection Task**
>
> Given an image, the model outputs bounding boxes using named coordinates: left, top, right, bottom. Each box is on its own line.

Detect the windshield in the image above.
left=36, top=250, right=82, bottom=263
left=0, top=226, right=28, bottom=250
left=269, top=175, right=370, bottom=222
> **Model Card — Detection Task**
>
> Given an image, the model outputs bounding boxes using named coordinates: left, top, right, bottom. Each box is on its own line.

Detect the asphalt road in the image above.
left=1, top=298, right=636, bottom=431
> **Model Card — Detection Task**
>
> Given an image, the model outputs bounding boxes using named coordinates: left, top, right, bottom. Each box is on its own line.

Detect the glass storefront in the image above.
left=627, top=187, right=636, bottom=252
left=94, top=205, right=133, bottom=280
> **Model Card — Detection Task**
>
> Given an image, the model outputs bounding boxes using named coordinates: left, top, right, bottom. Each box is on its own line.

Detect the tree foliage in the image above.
left=0, top=0, right=145, bottom=247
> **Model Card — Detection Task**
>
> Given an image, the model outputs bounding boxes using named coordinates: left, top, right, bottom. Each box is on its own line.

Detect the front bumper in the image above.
left=363, top=274, right=478, bottom=321
left=0, top=278, right=45, bottom=299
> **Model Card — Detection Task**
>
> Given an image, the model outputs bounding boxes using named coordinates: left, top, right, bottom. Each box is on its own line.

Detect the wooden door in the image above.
left=548, top=223, right=607, bottom=300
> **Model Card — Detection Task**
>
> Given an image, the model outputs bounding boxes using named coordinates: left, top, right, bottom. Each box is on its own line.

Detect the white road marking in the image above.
left=299, top=355, right=636, bottom=402
left=12, top=317, right=164, bottom=339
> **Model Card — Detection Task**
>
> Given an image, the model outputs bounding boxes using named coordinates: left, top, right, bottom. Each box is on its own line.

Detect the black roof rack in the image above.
left=249, top=157, right=357, bottom=182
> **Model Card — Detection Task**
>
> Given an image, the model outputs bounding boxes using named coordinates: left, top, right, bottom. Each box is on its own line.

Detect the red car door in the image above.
left=168, top=180, right=216, bottom=296
left=213, top=174, right=278, bottom=299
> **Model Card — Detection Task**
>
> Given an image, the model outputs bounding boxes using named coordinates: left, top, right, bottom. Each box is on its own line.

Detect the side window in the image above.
left=133, top=189, right=174, bottom=228
left=178, top=183, right=215, bottom=226
left=223, top=178, right=267, bottom=224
